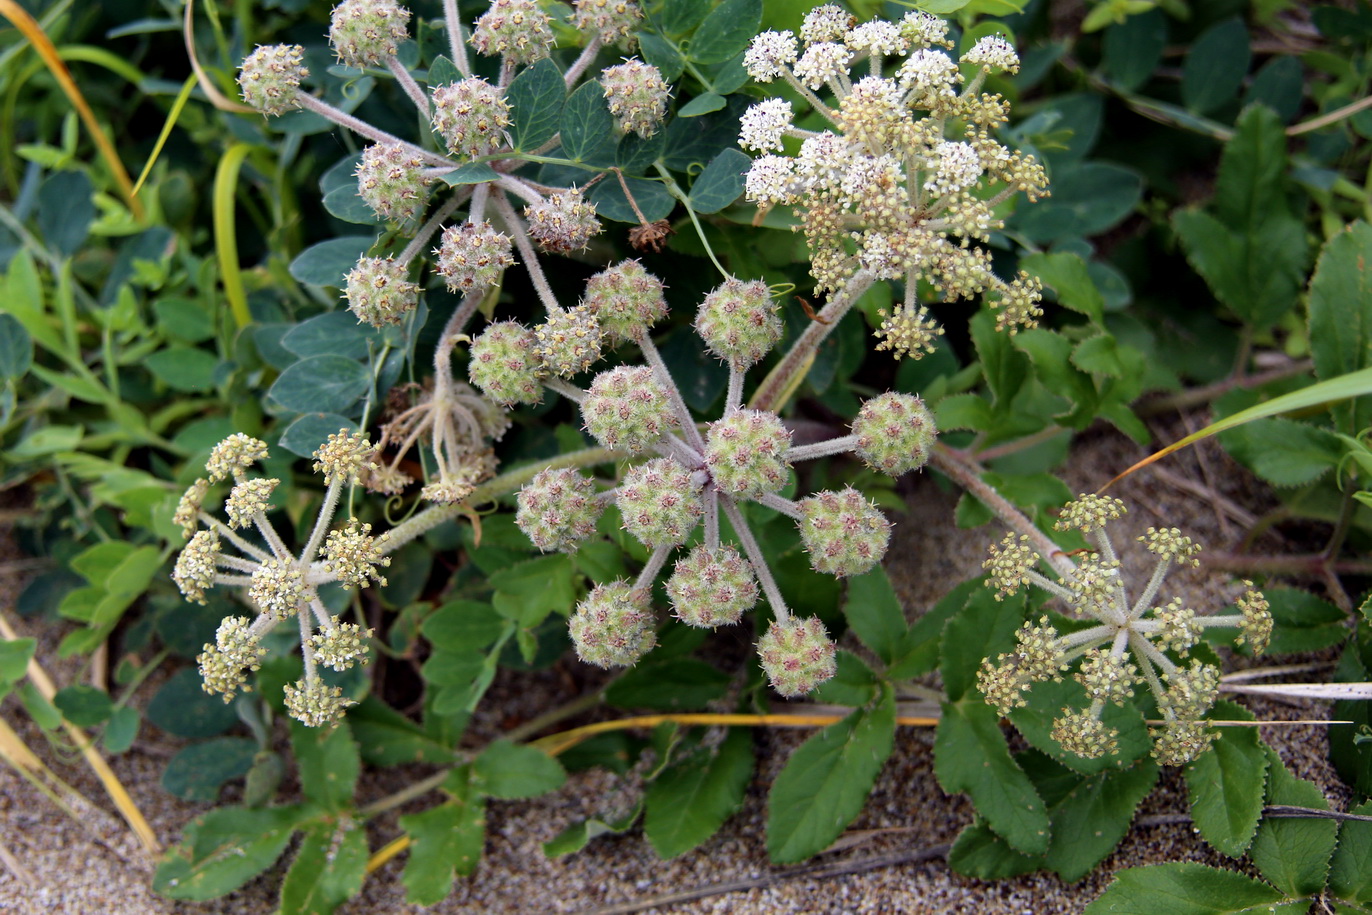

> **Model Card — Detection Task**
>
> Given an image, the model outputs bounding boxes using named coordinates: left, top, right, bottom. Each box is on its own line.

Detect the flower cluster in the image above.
left=976, top=495, right=1272, bottom=765
left=480, top=262, right=937, bottom=697
left=174, top=431, right=389, bottom=726
left=740, top=7, right=1050, bottom=353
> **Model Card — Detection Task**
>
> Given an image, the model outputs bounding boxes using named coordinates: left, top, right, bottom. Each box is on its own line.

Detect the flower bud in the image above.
left=533, top=306, right=602, bottom=377
left=525, top=188, right=601, bottom=253
left=851, top=392, right=935, bottom=476
left=616, top=458, right=702, bottom=549
left=468, top=321, right=544, bottom=405
left=582, top=259, right=667, bottom=344
left=600, top=59, right=669, bottom=139
left=344, top=255, right=419, bottom=327
left=356, top=142, right=430, bottom=226
left=582, top=366, right=676, bottom=454
left=757, top=615, right=837, bottom=696
left=704, top=408, right=792, bottom=499
left=797, top=487, right=891, bottom=577
left=329, top=0, right=410, bottom=68
left=313, top=430, right=376, bottom=486
left=284, top=677, right=354, bottom=727
left=516, top=467, right=601, bottom=552
left=667, top=545, right=758, bottom=627
left=238, top=44, right=308, bottom=116
left=569, top=581, right=656, bottom=668
left=431, top=77, right=511, bottom=159
left=471, top=0, right=554, bottom=65
left=435, top=221, right=515, bottom=293
left=572, top=0, right=643, bottom=48
left=695, top=278, right=781, bottom=370
left=249, top=559, right=308, bottom=620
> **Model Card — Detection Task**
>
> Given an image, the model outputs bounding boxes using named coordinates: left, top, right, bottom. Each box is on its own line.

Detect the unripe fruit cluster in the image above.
left=569, top=581, right=657, bottom=667
left=757, top=616, right=838, bottom=697
left=344, top=256, right=419, bottom=327
left=582, top=366, right=676, bottom=453
left=432, top=77, right=510, bottom=159
left=525, top=189, right=601, bottom=253
left=616, top=458, right=702, bottom=549
left=468, top=321, right=544, bottom=406
left=695, top=277, right=781, bottom=369
left=798, top=487, right=891, bottom=577
left=583, top=259, right=668, bottom=344
left=534, top=306, right=602, bottom=377
left=356, top=142, right=430, bottom=225
left=471, top=0, right=555, bottom=65
left=705, top=409, right=792, bottom=498
left=600, top=59, right=670, bottom=138
left=329, top=0, right=410, bottom=68
left=435, top=221, right=515, bottom=293
left=516, top=467, right=601, bottom=552
left=666, top=545, right=758, bottom=628
left=852, top=392, right=936, bottom=475
left=238, top=44, right=308, bottom=116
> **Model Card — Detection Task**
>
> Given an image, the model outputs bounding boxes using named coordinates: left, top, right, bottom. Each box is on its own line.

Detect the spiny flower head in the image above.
left=572, top=0, right=642, bottom=48
left=173, top=528, right=220, bottom=604
left=225, top=477, right=279, bottom=529
left=616, top=457, right=702, bottom=550
left=471, top=0, right=554, bottom=65
left=356, top=142, right=430, bottom=226
left=705, top=408, right=792, bottom=499
left=329, top=0, right=410, bottom=68
left=174, top=478, right=210, bottom=539
left=695, top=277, right=781, bottom=370
left=526, top=188, right=601, bottom=253
left=582, top=259, right=668, bottom=344
left=284, top=678, right=355, bottom=727
left=757, top=615, right=837, bottom=697
left=569, top=581, right=656, bottom=668
left=435, top=221, right=515, bottom=293
left=667, top=545, right=758, bottom=628
left=314, top=430, right=376, bottom=486
left=851, top=392, right=936, bottom=476
left=797, top=487, right=892, bottom=578
left=1054, top=493, right=1126, bottom=534
left=517, top=467, right=602, bottom=552
left=534, top=306, right=603, bottom=377
left=238, top=44, right=308, bottom=116
left=739, top=99, right=793, bottom=153
left=1236, top=584, right=1273, bottom=654
left=431, top=77, right=510, bottom=159
left=468, top=321, right=544, bottom=405
left=345, top=255, right=419, bottom=327
left=249, top=559, right=307, bottom=620
left=206, top=433, right=268, bottom=482
left=322, top=519, right=391, bottom=588
left=600, top=59, right=669, bottom=139
left=581, top=366, right=676, bottom=453
left=308, top=618, right=373, bottom=671
left=1051, top=709, right=1118, bottom=760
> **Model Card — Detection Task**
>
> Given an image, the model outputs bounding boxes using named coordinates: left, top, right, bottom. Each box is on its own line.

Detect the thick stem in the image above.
left=720, top=497, right=790, bottom=623
left=299, top=609, right=317, bottom=682
left=750, top=270, right=875, bottom=413
left=756, top=491, right=803, bottom=521
left=296, top=94, right=450, bottom=167
left=441, top=0, right=472, bottom=77
left=299, top=480, right=343, bottom=568
left=704, top=487, right=720, bottom=549
left=200, top=513, right=273, bottom=562
left=387, top=56, right=430, bottom=117
left=492, top=192, right=563, bottom=314
left=399, top=193, right=465, bottom=265
left=634, top=545, right=673, bottom=590
left=543, top=377, right=585, bottom=404
left=638, top=333, right=706, bottom=451
left=726, top=365, right=744, bottom=412
left=563, top=37, right=602, bottom=87
left=786, top=435, right=858, bottom=464
left=253, top=513, right=293, bottom=562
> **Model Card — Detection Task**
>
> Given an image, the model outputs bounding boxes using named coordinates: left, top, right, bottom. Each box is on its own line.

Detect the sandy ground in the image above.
left=0, top=420, right=1355, bottom=913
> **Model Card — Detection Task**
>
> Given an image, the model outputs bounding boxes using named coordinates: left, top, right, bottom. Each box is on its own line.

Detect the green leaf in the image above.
left=291, top=719, right=360, bottom=811
left=1018, top=252, right=1104, bottom=323
left=688, top=147, right=750, bottom=214
left=940, top=585, right=1024, bottom=702
left=161, top=738, right=257, bottom=802
left=153, top=806, right=305, bottom=901
left=103, top=706, right=140, bottom=754
left=0, top=313, right=33, bottom=378
left=0, top=637, right=35, bottom=686
left=887, top=578, right=980, bottom=680
left=1328, top=800, right=1372, bottom=903
left=842, top=567, right=907, bottom=665
left=661, top=99, right=746, bottom=173
left=53, top=684, right=114, bottom=728
left=971, top=308, right=1029, bottom=414
left=400, top=769, right=485, bottom=905
left=8, top=424, right=84, bottom=460
left=810, top=651, right=879, bottom=707
left=268, top=355, right=370, bottom=414
left=1249, top=747, right=1336, bottom=897
left=661, top=0, right=711, bottom=34
left=639, top=32, right=686, bottom=82
left=617, top=129, right=667, bottom=175
left=605, top=658, right=730, bottom=710
left=934, top=393, right=992, bottom=432
left=1308, top=221, right=1372, bottom=434
left=766, top=685, right=896, bottom=863
left=588, top=174, right=675, bottom=223
left=934, top=699, right=1051, bottom=855
left=678, top=92, right=726, bottom=116
left=153, top=297, right=215, bottom=343
left=1013, top=162, right=1142, bottom=244
left=278, top=414, right=360, bottom=460
left=544, top=805, right=642, bottom=857
left=37, top=170, right=94, bottom=257
left=146, top=667, right=239, bottom=739
left=645, top=728, right=753, bottom=858
left=560, top=81, right=617, bottom=167
left=423, top=600, right=507, bottom=653
left=349, top=696, right=453, bottom=766
left=947, top=818, right=1037, bottom=880
left=507, top=58, right=565, bottom=151
left=279, top=821, right=367, bottom=915
left=426, top=54, right=461, bottom=88
left=473, top=740, right=566, bottom=799
left=689, top=0, right=762, bottom=64
left=1183, top=702, right=1269, bottom=857
left=1082, top=863, right=1287, bottom=914
left=489, top=554, right=577, bottom=627
left=322, top=182, right=379, bottom=225
left=1009, top=677, right=1152, bottom=774
left=288, top=236, right=376, bottom=287
left=1102, top=9, right=1166, bottom=91
left=145, top=346, right=220, bottom=393
left=1252, top=587, right=1348, bottom=655
left=437, top=162, right=501, bottom=186
left=1181, top=18, right=1252, bottom=115
left=1217, top=416, right=1344, bottom=488
left=281, top=312, right=383, bottom=360
left=1038, top=754, right=1159, bottom=881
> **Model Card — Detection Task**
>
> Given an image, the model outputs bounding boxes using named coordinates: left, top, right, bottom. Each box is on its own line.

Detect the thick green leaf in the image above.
left=605, top=658, right=730, bottom=710
left=940, top=585, right=1024, bottom=701
left=1038, top=754, right=1159, bottom=881
left=1181, top=18, right=1252, bottom=115
left=661, top=0, right=711, bottom=34
left=268, top=355, right=370, bottom=414
left=474, top=740, right=566, bottom=799
left=103, top=706, right=140, bottom=754
left=1254, top=587, right=1348, bottom=655
left=688, top=148, right=750, bottom=214
left=1184, top=702, right=1269, bottom=857
left=145, top=346, right=219, bottom=393
left=544, top=804, right=643, bottom=857
left=278, top=414, right=360, bottom=460
left=678, top=92, right=726, bottom=116
left=1013, top=162, right=1142, bottom=244
left=322, top=183, right=379, bottom=225
left=1250, top=747, right=1336, bottom=897
left=37, top=170, right=94, bottom=257
left=0, top=313, right=33, bottom=378
left=349, top=696, right=453, bottom=766
left=281, top=312, right=383, bottom=360
left=1084, top=863, right=1288, bottom=914
left=588, top=174, right=674, bottom=223
left=887, top=578, right=980, bottom=680
left=506, top=57, right=564, bottom=150
left=423, top=600, right=507, bottom=653
left=690, top=0, right=762, bottom=64
left=1173, top=207, right=1304, bottom=332
left=644, top=728, right=753, bottom=858
left=810, top=651, right=879, bottom=707
left=766, top=686, right=896, bottom=863
left=948, top=818, right=1037, bottom=880
left=291, top=719, right=360, bottom=811
left=146, top=668, right=239, bottom=738
left=400, top=769, right=485, bottom=905
left=1018, top=252, right=1104, bottom=323
left=438, top=162, right=501, bottom=186
left=53, top=685, right=114, bottom=728
left=161, top=738, right=257, bottom=802
left=279, top=822, right=367, bottom=915
left=935, top=699, right=1051, bottom=855
left=1328, top=800, right=1372, bottom=903
left=1102, top=9, right=1166, bottom=91
left=617, top=129, right=667, bottom=175
left=661, top=99, right=747, bottom=173
left=489, top=554, right=577, bottom=627
left=1308, top=222, right=1372, bottom=434
left=288, top=236, right=376, bottom=287
left=971, top=308, right=1029, bottom=414
left=0, top=637, right=35, bottom=685
left=1217, top=417, right=1343, bottom=488
left=560, top=81, right=617, bottom=166
left=639, top=32, right=686, bottom=82
left=153, top=806, right=305, bottom=901
left=842, top=567, right=907, bottom=665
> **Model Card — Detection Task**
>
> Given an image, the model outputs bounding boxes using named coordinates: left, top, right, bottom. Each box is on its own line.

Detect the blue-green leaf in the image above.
left=288, top=236, right=376, bottom=288
left=278, top=413, right=359, bottom=460
left=690, top=0, right=762, bottom=64
left=268, top=355, right=370, bottom=414
left=162, top=738, right=257, bottom=802
left=560, top=81, right=617, bottom=167
left=154, top=806, right=306, bottom=901
left=0, top=313, right=32, bottom=378
left=507, top=58, right=564, bottom=150
left=281, top=311, right=382, bottom=360
left=688, top=148, right=749, bottom=214
left=1181, top=18, right=1252, bottom=115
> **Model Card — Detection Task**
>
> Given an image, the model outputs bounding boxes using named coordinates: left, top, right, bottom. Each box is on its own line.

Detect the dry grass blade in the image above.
left=0, top=0, right=143, bottom=219
left=1221, top=681, right=1372, bottom=701
left=183, top=0, right=254, bottom=113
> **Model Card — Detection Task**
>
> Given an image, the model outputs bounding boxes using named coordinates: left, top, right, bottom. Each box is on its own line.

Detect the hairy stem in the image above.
left=296, top=94, right=450, bottom=167
left=720, top=496, right=790, bottom=622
